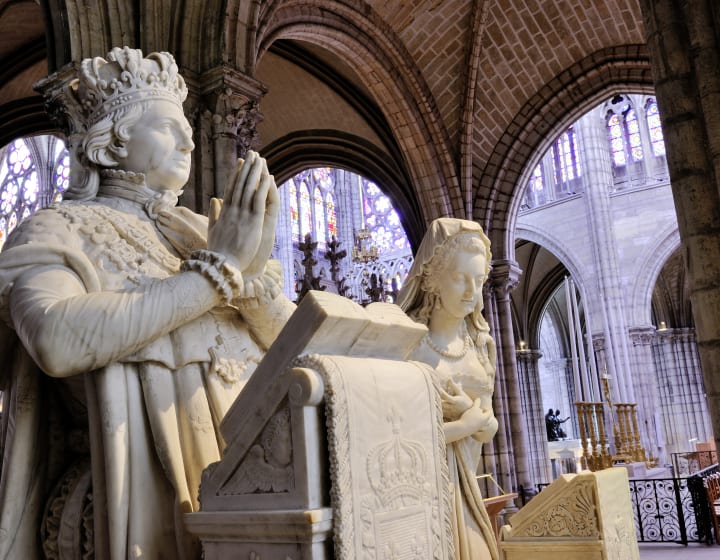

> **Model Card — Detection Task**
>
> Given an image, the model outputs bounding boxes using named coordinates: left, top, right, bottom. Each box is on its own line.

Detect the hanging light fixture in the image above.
left=352, top=228, right=379, bottom=263
left=352, top=176, right=379, bottom=263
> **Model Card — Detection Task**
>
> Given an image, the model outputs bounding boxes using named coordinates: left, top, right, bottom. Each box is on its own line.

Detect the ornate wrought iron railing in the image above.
left=630, top=477, right=698, bottom=543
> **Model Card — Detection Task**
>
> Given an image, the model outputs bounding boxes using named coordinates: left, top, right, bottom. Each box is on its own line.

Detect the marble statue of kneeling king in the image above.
left=0, top=47, right=295, bottom=559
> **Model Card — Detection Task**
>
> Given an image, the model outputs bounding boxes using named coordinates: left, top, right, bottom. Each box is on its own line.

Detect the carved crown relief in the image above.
left=360, top=408, right=436, bottom=559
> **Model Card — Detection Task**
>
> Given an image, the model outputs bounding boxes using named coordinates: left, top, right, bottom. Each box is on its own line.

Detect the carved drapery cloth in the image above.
left=296, top=354, right=454, bottom=560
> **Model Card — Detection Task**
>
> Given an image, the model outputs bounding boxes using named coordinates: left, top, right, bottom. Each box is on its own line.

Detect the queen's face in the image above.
left=116, top=99, right=195, bottom=193
left=437, top=249, right=486, bottom=320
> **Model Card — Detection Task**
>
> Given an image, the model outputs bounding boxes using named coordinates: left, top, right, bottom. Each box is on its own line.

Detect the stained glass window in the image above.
left=279, top=167, right=410, bottom=257
left=313, top=167, right=334, bottom=190
left=0, top=135, right=69, bottom=250
left=325, top=192, right=337, bottom=239
left=608, top=112, right=627, bottom=167
left=288, top=179, right=299, bottom=241
left=529, top=163, right=543, bottom=192
left=360, top=178, right=411, bottom=253
left=646, top=99, right=666, bottom=157
left=313, top=187, right=326, bottom=245
left=552, top=127, right=581, bottom=184
left=626, top=109, right=643, bottom=162
left=607, top=102, right=644, bottom=167
left=283, top=168, right=338, bottom=247
left=299, top=181, right=311, bottom=238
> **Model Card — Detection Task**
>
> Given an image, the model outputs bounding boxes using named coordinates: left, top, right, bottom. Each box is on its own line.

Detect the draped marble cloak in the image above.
left=0, top=185, right=293, bottom=559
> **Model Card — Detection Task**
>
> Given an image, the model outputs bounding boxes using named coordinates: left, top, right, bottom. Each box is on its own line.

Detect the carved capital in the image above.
left=669, top=327, right=696, bottom=344
left=591, top=333, right=606, bottom=351
left=488, top=259, right=522, bottom=298
left=629, top=326, right=656, bottom=346
left=34, top=61, right=84, bottom=138
left=187, top=65, right=268, bottom=157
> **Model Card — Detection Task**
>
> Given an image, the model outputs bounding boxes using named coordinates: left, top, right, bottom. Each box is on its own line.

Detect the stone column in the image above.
left=653, top=328, right=713, bottom=456
left=575, top=110, right=636, bottom=406
left=674, top=329, right=714, bottom=445
left=183, top=65, right=267, bottom=214
left=640, top=0, right=720, bottom=451
left=653, top=329, right=684, bottom=454
left=516, top=348, right=552, bottom=483
left=488, top=260, right=533, bottom=493
left=628, top=326, right=665, bottom=463
left=481, top=284, right=503, bottom=495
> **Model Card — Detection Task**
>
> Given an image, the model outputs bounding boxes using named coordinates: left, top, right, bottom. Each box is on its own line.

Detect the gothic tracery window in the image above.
left=551, top=127, right=581, bottom=186
left=325, top=192, right=337, bottom=239
left=607, top=102, right=643, bottom=167
left=278, top=167, right=413, bottom=304
left=0, top=135, right=69, bottom=250
left=287, top=167, right=338, bottom=247
left=298, top=178, right=312, bottom=238
left=645, top=98, right=666, bottom=157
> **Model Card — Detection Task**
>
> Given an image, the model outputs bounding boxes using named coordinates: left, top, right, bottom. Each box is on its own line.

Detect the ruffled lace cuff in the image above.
left=180, top=250, right=244, bottom=305
left=231, top=260, right=284, bottom=309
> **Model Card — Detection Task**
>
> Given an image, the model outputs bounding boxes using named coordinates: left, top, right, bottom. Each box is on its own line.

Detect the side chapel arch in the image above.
left=629, top=224, right=682, bottom=327
left=263, top=130, right=423, bottom=249
left=476, top=45, right=654, bottom=264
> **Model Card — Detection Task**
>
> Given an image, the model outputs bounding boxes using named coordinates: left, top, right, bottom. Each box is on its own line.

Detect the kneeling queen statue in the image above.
left=0, top=47, right=295, bottom=559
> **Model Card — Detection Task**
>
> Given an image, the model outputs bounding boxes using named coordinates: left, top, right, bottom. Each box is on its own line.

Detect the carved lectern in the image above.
left=185, top=291, right=454, bottom=559
left=499, top=467, right=639, bottom=560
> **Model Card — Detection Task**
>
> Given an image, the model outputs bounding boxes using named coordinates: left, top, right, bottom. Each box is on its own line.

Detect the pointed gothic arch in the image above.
left=254, top=0, right=461, bottom=223
left=477, top=45, right=654, bottom=262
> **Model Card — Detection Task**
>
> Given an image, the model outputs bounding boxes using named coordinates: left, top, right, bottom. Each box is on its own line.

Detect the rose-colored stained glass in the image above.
left=360, top=178, right=410, bottom=253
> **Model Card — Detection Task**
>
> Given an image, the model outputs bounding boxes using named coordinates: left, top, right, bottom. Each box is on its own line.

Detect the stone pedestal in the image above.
left=547, top=439, right=584, bottom=478
left=499, top=467, right=639, bottom=560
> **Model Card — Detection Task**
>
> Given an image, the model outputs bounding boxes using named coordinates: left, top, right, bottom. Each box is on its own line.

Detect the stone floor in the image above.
left=639, top=542, right=719, bottom=559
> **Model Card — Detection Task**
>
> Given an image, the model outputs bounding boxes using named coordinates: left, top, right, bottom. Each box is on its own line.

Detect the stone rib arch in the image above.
left=515, top=226, right=595, bottom=357
left=515, top=226, right=585, bottom=288
left=0, top=98, right=57, bottom=149
left=254, top=0, right=461, bottom=223
left=629, top=223, right=681, bottom=327
left=477, top=45, right=654, bottom=262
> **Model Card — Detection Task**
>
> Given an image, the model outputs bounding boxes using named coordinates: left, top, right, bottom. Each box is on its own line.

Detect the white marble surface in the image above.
left=189, top=291, right=453, bottom=559
left=398, top=217, right=500, bottom=560
left=500, top=467, right=640, bottom=560
left=0, top=47, right=293, bottom=559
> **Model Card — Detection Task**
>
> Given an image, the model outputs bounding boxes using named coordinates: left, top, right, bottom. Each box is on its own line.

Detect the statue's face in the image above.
left=116, top=99, right=194, bottom=192
left=436, top=249, right=486, bottom=320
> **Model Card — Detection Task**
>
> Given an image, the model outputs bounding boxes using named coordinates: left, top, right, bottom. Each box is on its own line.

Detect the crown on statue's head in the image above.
left=71, top=46, right=188, bottom=124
